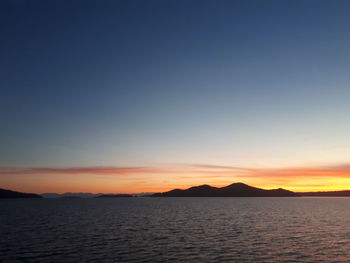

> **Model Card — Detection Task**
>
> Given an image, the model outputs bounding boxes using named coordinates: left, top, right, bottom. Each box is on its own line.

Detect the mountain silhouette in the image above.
left=41, top=192, right=98, bottom=198
left=152, top=182, right=297, bottom=197
left=300, top=190, right=350, bottom=196
left=95, top=194, right=133, bottom=198
left=0, top=188, right=42, bottom=198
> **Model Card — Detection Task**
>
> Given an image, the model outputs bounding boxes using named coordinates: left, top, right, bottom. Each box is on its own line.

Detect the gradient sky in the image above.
left=1, top=0, right=350, bottom=193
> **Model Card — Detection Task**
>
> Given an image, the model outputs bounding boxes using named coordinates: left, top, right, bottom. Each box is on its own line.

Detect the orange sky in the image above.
left=2, top=164, right=350, bottom=194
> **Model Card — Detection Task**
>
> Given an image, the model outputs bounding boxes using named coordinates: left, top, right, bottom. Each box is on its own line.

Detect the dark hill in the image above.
left=299, top=190, right=350, bottom=196
left=152, top=183, right=297, bottom=197
left=0, top=188, right=42, bottom=198
left=160, top=184, right=219, bottom=197
left=95, top=194, right=133, bottom=198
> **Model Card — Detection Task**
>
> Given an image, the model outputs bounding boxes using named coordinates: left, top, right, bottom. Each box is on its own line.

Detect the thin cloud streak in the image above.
left=183, top=164, right=256, bottom=171
left=251, top=167, right=350, bottom=179
left=1, top=163, right=350, bottom=179
left=0, top=166, right=164, bottom=176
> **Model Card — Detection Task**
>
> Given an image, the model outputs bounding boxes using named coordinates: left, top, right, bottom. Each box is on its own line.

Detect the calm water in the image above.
left=1, top=197, right=350, bottom=262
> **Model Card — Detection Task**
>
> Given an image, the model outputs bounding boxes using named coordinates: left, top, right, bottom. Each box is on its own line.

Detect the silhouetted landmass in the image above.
left=152, top=183, right=298, bottom=197
left=7, top=185, right=350, bottom=199
left=95, top=194, right=133, bottom=198
left=299, top=190, right=350, bottom=196
left=133, top=192, right=157, bottom=197
left=41, top=192, right=99, bottom=198
left=0, top=188, right=42, bottom=199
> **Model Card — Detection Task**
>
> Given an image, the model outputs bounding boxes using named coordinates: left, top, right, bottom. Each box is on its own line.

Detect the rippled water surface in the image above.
left=1, top=197, right=350, bottom=262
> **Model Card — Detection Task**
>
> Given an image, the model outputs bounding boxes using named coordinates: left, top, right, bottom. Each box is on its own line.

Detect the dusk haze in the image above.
left=2, top=0, right=350, bottom=194
left=2, top=1, right=350, bottom=262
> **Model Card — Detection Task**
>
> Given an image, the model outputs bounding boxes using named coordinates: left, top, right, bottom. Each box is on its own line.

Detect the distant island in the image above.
left=59, top=196, right=82, bottom=199
left=0, top=188, right=42, bottom=199
left=5, top=183, right=350, bottom=198
left=95, top=194, right=133, bottom=198
left=41, top=192, right=153, bottom=198
left=300, top=190, right=350, bottom=197
left=41, top=192, right=98, bottom=198
left=152, top=183, right=298, bottom=197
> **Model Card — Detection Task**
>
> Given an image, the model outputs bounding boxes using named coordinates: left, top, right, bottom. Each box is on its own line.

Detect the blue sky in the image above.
left=1, top=0, right=350, bottom=192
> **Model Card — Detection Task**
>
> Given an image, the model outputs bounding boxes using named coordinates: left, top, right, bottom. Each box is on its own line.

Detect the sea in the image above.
left=1, top=197, right=350, bottom=262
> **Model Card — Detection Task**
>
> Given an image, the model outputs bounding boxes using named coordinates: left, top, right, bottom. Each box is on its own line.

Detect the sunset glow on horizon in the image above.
left=3, top=163, right=350, bottom=194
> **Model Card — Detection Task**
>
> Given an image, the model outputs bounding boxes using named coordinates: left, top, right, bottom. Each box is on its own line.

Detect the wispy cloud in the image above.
left=184, top=163, right=255, bottom=171
left=0, top=166, right=164, bottom=175
left=1, top=163, right=350, bottom=179
left=249, top=164, right=350, bottom=179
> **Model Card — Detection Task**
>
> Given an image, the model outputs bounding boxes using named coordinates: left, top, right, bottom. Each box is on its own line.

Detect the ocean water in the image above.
left=1, top=197, right=350, bottom=262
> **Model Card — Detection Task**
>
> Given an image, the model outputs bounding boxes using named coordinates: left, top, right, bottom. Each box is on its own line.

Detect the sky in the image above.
left=1, top=0, right=350, bottom=193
